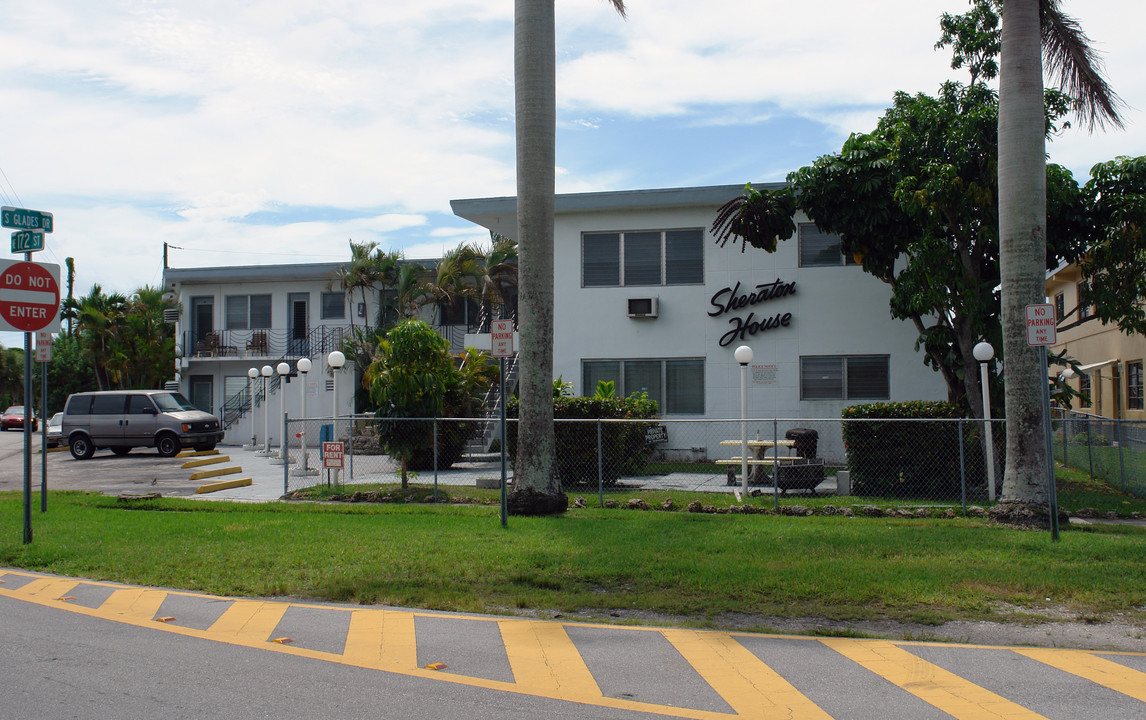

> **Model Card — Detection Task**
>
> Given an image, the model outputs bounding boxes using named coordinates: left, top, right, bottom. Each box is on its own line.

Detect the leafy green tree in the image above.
left=1076, top=155, right=1146, bottom=334
left=0, top=346, right=23, bottom=408
left=365, top=320, right=494, bottom=487
left=788, top=81, right=1080, bottom=418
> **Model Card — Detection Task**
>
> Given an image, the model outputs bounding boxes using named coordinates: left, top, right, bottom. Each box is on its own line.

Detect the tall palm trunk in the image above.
left=998, top=0, right=1049, bottom=508
left=513, top=0, right=559, bottom=499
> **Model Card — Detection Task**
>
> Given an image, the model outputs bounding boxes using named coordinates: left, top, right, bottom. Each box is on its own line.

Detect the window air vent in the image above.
left=627, top=297, right=658, bottom=318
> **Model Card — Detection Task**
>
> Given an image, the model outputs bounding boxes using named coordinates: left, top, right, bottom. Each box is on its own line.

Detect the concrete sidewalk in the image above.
left=189, top=443, right=841, bottom=502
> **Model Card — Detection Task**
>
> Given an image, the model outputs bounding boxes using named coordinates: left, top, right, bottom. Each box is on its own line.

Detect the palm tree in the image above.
left=997, top=0, right=1123, bottom=515
left=478, top=233, right=518, bottom=329
left=330, top=239, right=381, bottom=332
left=74, top=285, right=129, bottom=390
left=513, top=0, right=626, bottom=514
left=425, top=242, right=484, bottom=327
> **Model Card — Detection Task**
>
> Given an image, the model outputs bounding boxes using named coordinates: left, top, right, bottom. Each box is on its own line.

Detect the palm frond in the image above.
left=1040, top=0, right=1125, bottom=131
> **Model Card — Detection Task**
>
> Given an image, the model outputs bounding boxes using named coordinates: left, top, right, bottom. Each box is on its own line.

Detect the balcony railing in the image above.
left=179, top=325, right=352, bottom=360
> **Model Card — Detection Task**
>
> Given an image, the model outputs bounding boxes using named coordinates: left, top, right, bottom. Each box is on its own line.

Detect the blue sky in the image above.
left=0, top=0, right=1143, bottom=349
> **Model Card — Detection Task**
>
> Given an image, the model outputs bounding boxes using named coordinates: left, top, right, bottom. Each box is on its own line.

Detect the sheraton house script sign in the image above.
left=708, top=278, right=795, bottom=347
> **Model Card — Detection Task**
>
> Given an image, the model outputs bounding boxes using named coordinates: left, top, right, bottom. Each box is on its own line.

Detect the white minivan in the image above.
left=61, top=390, right=223, bottom=460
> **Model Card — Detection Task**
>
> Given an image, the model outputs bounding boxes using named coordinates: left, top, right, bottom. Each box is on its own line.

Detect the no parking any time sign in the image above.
left=0, top=259, right=61, bottom=333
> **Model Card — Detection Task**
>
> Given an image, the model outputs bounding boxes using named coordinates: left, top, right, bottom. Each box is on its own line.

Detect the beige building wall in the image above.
left=1047, top=262, right=1146, bottom=421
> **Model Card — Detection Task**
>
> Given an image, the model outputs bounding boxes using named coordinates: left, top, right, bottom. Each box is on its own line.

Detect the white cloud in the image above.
left=0, top=0, right=1142, bottom=304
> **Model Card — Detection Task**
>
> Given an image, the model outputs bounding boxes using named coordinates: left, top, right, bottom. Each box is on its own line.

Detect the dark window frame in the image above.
left=581, top=228, right=704, bottom=288
left=798, top=223, right=856, bottom=268
left=1128, top=361, right=1144, bottom=411
left=799, top=355, right=890, bottom=401
left=581, top=357, right=705, bottom=415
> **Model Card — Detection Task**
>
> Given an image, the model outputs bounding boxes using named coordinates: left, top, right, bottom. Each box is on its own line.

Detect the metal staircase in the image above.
left=467, top=353, right=519, bottom=456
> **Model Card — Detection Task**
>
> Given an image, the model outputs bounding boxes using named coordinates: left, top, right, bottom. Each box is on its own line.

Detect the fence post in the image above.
left=959, top=418, right=967, bottom=514
left=1062, top=415, right=1069, bottom=469
left=773, top=418, right=779, bottom=512
left=1087, top=417, right=1094, bottom=479
left=597, top=420, right=604, bottom=507
left=1117, top=419, right=1127, bottom=493
left=433, top=417, right=439, bottom=503
left=283, top=412, right=289, bottom=497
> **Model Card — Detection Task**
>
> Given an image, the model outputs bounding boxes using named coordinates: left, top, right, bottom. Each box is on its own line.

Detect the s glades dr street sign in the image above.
left=0, top=259, right=61, bottom=333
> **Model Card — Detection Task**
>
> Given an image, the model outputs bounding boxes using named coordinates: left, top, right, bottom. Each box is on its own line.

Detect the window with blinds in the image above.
left=800, top=355, right=889, bottom=400
left=582, top=358, right=705, bottom=414
left=798, top=223, right=855, bottom=267
left=582, top=229, right=703, bottom=287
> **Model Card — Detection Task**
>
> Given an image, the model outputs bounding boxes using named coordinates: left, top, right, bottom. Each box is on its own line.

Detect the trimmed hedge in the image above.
left=841, top=401, right=991, bottom=499
left=506, top=393, right=659, bottom=485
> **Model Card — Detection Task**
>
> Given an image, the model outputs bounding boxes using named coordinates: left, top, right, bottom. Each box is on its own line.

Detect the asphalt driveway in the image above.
left=0, top=428, right=210, bottom=497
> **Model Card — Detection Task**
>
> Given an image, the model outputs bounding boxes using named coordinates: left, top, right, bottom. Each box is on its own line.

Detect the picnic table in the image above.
left=716, top=439, right=824, bottom=493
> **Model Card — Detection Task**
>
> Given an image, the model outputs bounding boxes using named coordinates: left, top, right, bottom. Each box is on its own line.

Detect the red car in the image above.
left=1, top=406, right=37, bottom=431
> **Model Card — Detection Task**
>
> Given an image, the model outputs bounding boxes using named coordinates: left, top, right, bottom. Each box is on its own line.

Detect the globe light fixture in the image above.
left=972, top=341, right=997, bottom=501
left=735, top=345, right=754, bottom=494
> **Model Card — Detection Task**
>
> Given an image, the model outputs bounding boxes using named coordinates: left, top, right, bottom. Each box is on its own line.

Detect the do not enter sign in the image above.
left=0, top=259, right=61, bottom=333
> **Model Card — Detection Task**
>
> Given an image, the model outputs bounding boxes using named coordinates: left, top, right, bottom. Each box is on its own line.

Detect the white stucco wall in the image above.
left=548, top=202, right=947, bottom=462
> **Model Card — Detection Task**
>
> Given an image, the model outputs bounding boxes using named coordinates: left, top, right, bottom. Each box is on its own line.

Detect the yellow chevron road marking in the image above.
left=344, top=609, right=418, bottom=669
left=820, top=637, right=1050, bottom=720
left=4, top=571, right=1145, bottom=720
left=664, top=629, right=832, bottom=720
left=499, top=619, right=603, bottom=702
left=207, top=600, right=290, bottom=643
left=9, top=577, right=79, bottom=601
left=1014, top=648, right=1146, bottom=702
left=98, top=588, right=168, bottom=622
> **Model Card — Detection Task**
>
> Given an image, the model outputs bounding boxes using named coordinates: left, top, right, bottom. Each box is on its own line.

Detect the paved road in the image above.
left=0, top=430, right=282, bottom=499
left=3, top=569, right=1145, bottom=720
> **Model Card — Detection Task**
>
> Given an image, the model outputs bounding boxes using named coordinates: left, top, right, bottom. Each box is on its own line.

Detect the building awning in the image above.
left=1077, top=359, right=1119, bottom=372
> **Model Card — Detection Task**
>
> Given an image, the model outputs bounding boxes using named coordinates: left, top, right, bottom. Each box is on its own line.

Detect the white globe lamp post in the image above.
left=247, top=367, right=259, bottom=448
left=259, top=365, right=273, bottom=454
left=734, top=345, right=754, bottom=495
left=295, top=357, right=314, bottom=475
left=327, top=350, right=346, bottom=420
left=972, top=341, right=997, bottom=501
left=271, top=361, right=290, bottom=464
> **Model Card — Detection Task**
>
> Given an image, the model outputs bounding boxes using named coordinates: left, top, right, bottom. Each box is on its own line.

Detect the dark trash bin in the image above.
left=785, top=428, right=819, bottom=459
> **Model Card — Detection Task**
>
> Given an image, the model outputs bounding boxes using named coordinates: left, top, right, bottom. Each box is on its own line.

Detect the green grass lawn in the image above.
left=3, top=490, right=1144, bottom=632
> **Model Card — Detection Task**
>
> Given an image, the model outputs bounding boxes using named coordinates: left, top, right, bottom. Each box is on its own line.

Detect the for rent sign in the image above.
left=322, top=441, right=345, bottom=469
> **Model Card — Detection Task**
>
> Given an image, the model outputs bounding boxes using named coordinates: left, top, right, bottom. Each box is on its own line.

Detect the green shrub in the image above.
left=506, top=391, right=659, bottom=485
left=841, top=401, right=988, bottom=499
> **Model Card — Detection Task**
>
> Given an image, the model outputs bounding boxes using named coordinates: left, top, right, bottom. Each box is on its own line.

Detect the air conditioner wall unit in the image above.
left=627, top=297, right=659, bottom=318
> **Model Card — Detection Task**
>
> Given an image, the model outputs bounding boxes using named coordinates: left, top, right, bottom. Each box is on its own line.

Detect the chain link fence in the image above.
left=277, top=415, right=1145, bottom=513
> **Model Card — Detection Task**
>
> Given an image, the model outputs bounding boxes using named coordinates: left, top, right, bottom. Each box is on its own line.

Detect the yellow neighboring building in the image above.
left=1047, top=261, right=1145, bottom=421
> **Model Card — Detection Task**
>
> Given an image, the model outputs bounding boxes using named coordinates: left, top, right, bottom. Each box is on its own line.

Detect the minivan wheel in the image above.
left=156, top=434, right=180, bottom=458
left=70, top=435, right=95, bottom=460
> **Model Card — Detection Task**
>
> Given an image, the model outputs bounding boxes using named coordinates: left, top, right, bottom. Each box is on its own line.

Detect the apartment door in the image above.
left=288, top=293, right=309, bottom=355
left=191, top=297, right=213, bottom=352
left=190, top=376, right=213, bottom=414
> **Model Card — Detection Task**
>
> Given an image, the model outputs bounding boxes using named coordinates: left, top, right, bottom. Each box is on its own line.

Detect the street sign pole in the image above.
left=491, top=320, right=514, bottom=528
left=0, top=213, right=61, bottom=542
left=22, top=248, right=31, bottom=543
left=1027, top=303, right=1060, bottom=543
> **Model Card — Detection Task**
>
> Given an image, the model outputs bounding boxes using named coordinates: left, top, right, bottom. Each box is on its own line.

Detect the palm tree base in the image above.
left=987, top=501, right=1069, bottom=530
left=507, top=486, right=568, bottom=516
